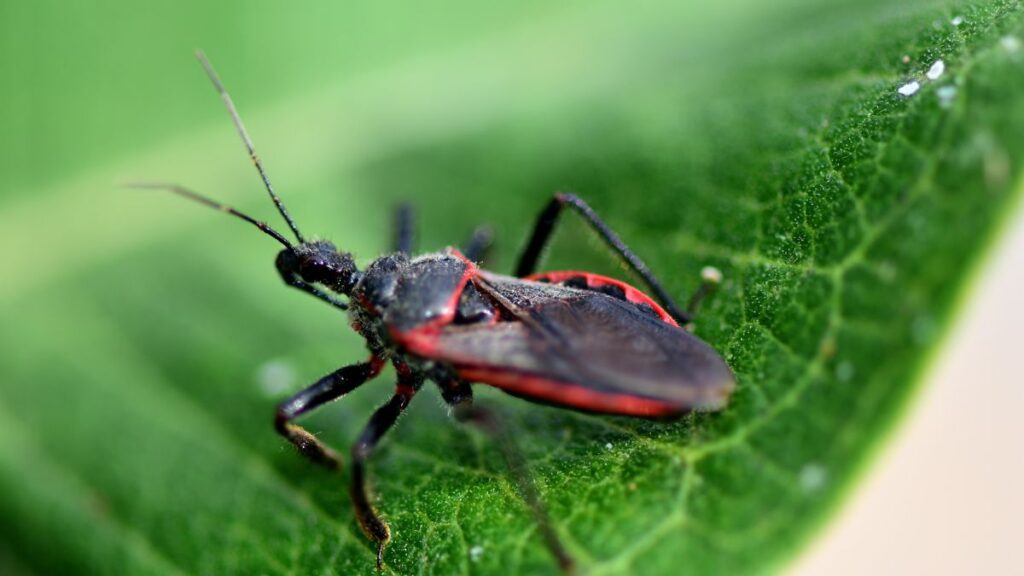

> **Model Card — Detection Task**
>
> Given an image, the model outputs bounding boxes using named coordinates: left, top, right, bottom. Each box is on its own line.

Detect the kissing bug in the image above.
left=137, top=51, right=736, bottom=572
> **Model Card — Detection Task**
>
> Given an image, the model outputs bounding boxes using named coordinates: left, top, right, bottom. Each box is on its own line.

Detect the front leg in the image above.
left=351, top=368, right=422, bottom=570
left=275, top=357, right=384, bottom=468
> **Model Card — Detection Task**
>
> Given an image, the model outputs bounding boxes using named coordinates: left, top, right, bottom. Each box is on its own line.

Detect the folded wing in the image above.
left=425, top=275, right=735, bottom=416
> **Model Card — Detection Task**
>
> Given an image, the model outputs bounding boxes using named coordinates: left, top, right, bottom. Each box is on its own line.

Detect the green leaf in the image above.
left=1, top=1, right=1022, bottom=574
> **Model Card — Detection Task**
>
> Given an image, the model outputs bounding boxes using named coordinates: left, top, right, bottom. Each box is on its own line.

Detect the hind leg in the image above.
left=516, top=192, right=690, bottom=325
left=439, top=380, right=574, bottom=573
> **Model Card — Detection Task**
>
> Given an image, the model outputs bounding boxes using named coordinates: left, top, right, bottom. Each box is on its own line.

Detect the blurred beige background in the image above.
left=794, top=203, right=1024, bottom=574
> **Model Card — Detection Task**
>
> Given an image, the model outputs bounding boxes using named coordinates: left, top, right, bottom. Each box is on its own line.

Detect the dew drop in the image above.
left=912, top=315, right=937, bottom=345
left=1001, top=35, right=1021, bottom=54
left=701, top=266, right=723, bottom=284
left=836, top=361, right=855, bottom=383
left=605, top=442, right=614, bottom=451
left=897, top=80, right=920, bottom=96
left=950, top=15, right=964, bottom=26
left=984, top=146, right=1011, bottom=188
left=936, top=85, right=956, bottom=109
left=926, top=59, right=945, bottom=80
left=257, top=359, right=296, bottom=397
left=469, top=545, right=484, bottom=562
left=799, top=463, right=829, bottom=493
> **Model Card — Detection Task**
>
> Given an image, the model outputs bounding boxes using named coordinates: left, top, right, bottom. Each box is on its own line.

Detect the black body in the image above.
left=145, top=52, right=735, bottom=573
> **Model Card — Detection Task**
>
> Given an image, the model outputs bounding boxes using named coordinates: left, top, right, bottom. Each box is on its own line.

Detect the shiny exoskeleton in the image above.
left=144, top=52, right=735, bottom=573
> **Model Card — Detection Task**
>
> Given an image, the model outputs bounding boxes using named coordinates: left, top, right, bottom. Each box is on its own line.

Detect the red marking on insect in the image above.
left=367, top=355, right=387, bottom=378
left=385, top=248, right=478, bottom=344
left=524, top=270, right=678, bottom=326
left=456, top=367, right=683, bottom=417
left=141, top=51, right=735, bottom=574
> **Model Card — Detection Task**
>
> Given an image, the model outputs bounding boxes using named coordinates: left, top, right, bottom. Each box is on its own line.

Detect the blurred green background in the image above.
left=1, top=1, right=1022, bottom=575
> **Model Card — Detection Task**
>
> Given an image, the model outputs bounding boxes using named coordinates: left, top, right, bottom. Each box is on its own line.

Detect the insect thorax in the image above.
left=348, top=250, right=497, bottom=359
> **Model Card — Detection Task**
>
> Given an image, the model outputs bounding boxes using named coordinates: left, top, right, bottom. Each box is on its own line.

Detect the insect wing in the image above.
left=427, top=275, right=735, bottom=416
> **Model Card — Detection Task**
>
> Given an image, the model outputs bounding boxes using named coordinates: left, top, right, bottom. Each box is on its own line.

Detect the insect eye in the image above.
left=296, top=258, right=324, bottom=280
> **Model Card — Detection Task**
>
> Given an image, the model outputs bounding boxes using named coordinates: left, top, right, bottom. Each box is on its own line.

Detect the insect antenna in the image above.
left=127, top=181, right=293, bottom=248
left=194, top=50, right=306, bottom=244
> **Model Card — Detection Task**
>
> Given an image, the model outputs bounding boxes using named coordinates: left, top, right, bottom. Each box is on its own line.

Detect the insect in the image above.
left=138, top=51, right=736, bottom=572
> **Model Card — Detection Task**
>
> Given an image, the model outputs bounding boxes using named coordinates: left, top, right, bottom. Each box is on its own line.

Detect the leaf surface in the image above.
left=1, top=1, right=1023, bottom=574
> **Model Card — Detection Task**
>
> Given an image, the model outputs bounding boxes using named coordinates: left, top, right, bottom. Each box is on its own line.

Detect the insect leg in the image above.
left=393, top=203, right=416, bottom=255
left=515, top=192, right=691, bottom=325
left=351, top=378, right=420, bottom=570
left=462, top=225, right=494, bottom=265
left=275, top=358, right=383, bottom=469
left=275, top=259, right=349, bottom=311
left=440, top=381, right=575, bottom=573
